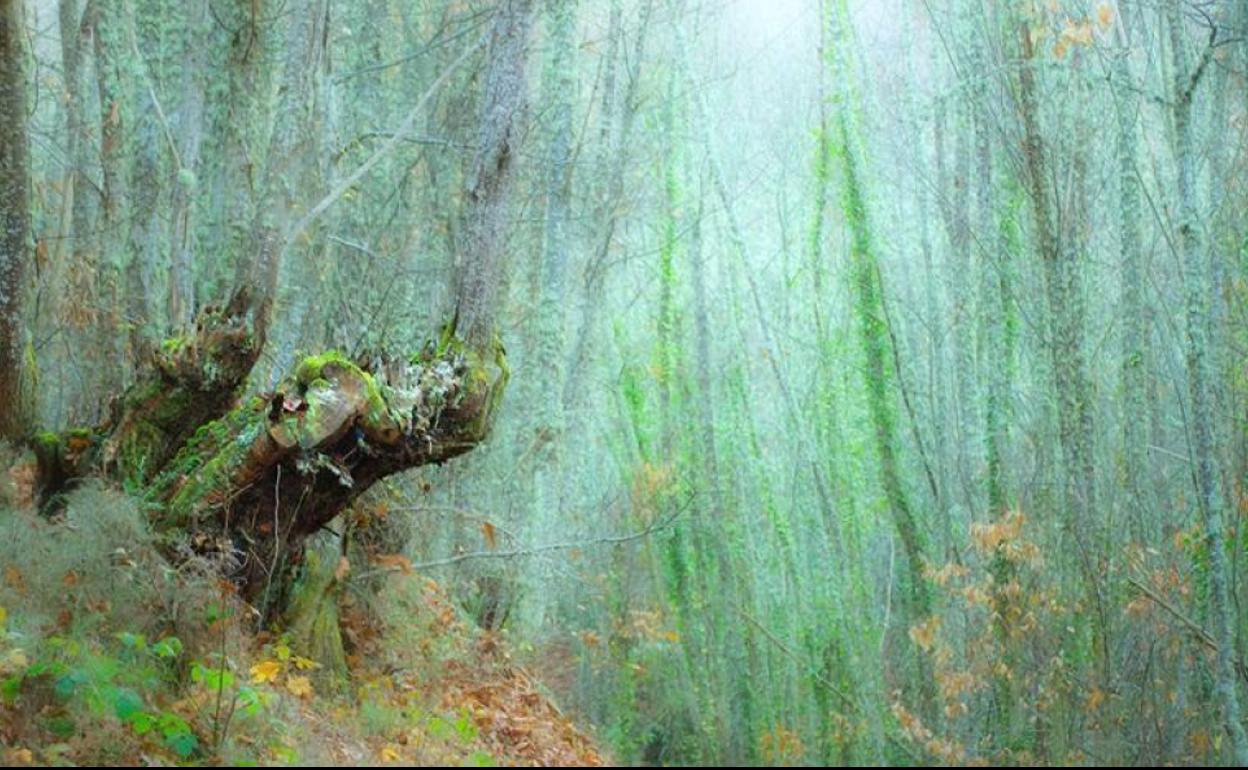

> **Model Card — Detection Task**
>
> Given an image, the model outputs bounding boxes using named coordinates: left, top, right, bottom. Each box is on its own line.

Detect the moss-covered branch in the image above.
left=21, top=289, right=508, bottom=620
left=102, top=291, right=260, bottom=486
left=143, top=336, right=508, bottom=615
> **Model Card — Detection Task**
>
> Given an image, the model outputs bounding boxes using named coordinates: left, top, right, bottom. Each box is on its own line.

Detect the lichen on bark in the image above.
left=23, top=292, right=507, bottom=621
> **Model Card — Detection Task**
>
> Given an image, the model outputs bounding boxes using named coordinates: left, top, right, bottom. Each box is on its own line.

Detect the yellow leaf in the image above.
left=662, top=630, right=680, bottom=643
left=286, top=675, right=314, bottom=699
left=1084, top=686, right=1105, bottom=713
left=1097, top=3, right=1114, bottom=30
left=292, top=655, right=320, bottom=671
left=250, top=660, right=282, bottom=684
left=380, top=744, right=402, bottom=763
left=1059, top=19, right=1094, bottom=47
left=274, top=643, right=291, bottom=661
left=908, top=616, right=941, bottom=653
left=0, top=605, right=6, bottom=627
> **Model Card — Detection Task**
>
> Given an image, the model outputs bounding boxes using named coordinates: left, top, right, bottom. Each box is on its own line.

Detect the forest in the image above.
left=0, top=0, right=1246, bottom=765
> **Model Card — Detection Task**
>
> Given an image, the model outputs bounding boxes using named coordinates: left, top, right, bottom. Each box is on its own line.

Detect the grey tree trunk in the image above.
left=167, top=0, right=210, bottom=329
left=1168, top=6, right=1248, bottom=762
left=526, top=0, right=577, bottom=624
left=562, top=0, right=650, bottom=415
left=0, top=0, right=32, bottom=441
left=1112, top=8, right=1148, bottom=539
left=453, top=0, right=534, bottom=349
left=241, top=0, right=326, bottom=349
left=217, top=0, right=271, bottom=294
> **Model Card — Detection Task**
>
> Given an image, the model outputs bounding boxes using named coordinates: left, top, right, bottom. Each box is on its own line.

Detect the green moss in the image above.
left=123, top=379, right=162, bottom=410
left=413, top=321, right=467, bottom=365
left=295, top=351, right=390, bottom=427
left=160, top=336, right=188, bottom=354
left=152, top=397, right=267, bottom=527
left=284, top=548, right=349, bottom=688
left=34, top=430, right=62, bottom=451
left=458, top=338, right=510, bottom=438
left=32, top=432, right=64, bottom=482
left=294, top=351, right=357, bottom=386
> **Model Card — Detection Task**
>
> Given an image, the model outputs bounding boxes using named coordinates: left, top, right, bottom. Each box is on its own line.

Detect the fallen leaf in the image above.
left=4, top=566, right=26, bottom=593
left=286, top=675, right=314, bottom=699
left=250, top=660, right=281, bottom=684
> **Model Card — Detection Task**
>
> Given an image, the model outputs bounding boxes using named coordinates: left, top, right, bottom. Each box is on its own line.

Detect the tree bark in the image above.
left=21, top=0, right=532, bottom=626
left=453, top=0, right=534, bottom=349
left=1168, top=6, right=1248, bottom=763
left=32, top=294, right=508, bottom=620
left=0, top=0, right=33, bottom=442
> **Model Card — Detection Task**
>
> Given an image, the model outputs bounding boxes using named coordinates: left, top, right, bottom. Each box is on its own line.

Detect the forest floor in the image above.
left=0, top=486, right=605, bottom=767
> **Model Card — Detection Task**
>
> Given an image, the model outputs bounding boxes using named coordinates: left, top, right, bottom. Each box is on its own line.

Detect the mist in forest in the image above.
left=0, top=0, right=1246, bottom=765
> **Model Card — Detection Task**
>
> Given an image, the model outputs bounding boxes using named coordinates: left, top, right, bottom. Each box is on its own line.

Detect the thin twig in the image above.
left=736, top=608, right=857, bottom=710
left=1127, top=575, right=1248, bottom=683
left=877, top=263, right=942, bottom=508
left=285, top=36, right=485, bottom=248
left=352, top=502, right=689, bottom=582
left=127, top=31, right=183, bottom=170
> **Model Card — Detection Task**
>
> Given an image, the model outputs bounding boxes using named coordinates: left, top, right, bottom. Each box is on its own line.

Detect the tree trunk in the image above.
left=1112, top=7, right=1148, bottom=540
left=22, top=0, right=532, bottom=627
left=239, top=0, right=327, bottom=352
left=1168, top=6, right=1248, bottom=762
left=0, top=0, right=33, bottom=442
left=34, top=295, right=508, bottom=620
left=453, top=0, right=534, bottom=349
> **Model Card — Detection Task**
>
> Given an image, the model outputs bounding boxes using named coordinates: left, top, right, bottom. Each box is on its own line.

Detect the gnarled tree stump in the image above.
left=30, top=298, right=508, bottom=621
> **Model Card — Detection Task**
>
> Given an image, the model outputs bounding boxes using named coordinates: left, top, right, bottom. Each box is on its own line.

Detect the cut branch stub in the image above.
left=102, top=292, right=260, bottom=485
left=146, top=339, right=508, bottom=614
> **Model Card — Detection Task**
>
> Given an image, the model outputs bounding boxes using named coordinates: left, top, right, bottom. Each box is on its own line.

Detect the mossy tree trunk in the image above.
left=0, top=0, right=33, bottom=443
left=26, top=0, right=530, bottom=631
left=34, top=300, right=508, bottom=621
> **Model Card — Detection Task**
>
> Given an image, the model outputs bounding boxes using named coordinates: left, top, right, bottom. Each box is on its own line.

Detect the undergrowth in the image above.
left=0, top=485, right=603, bottom=766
